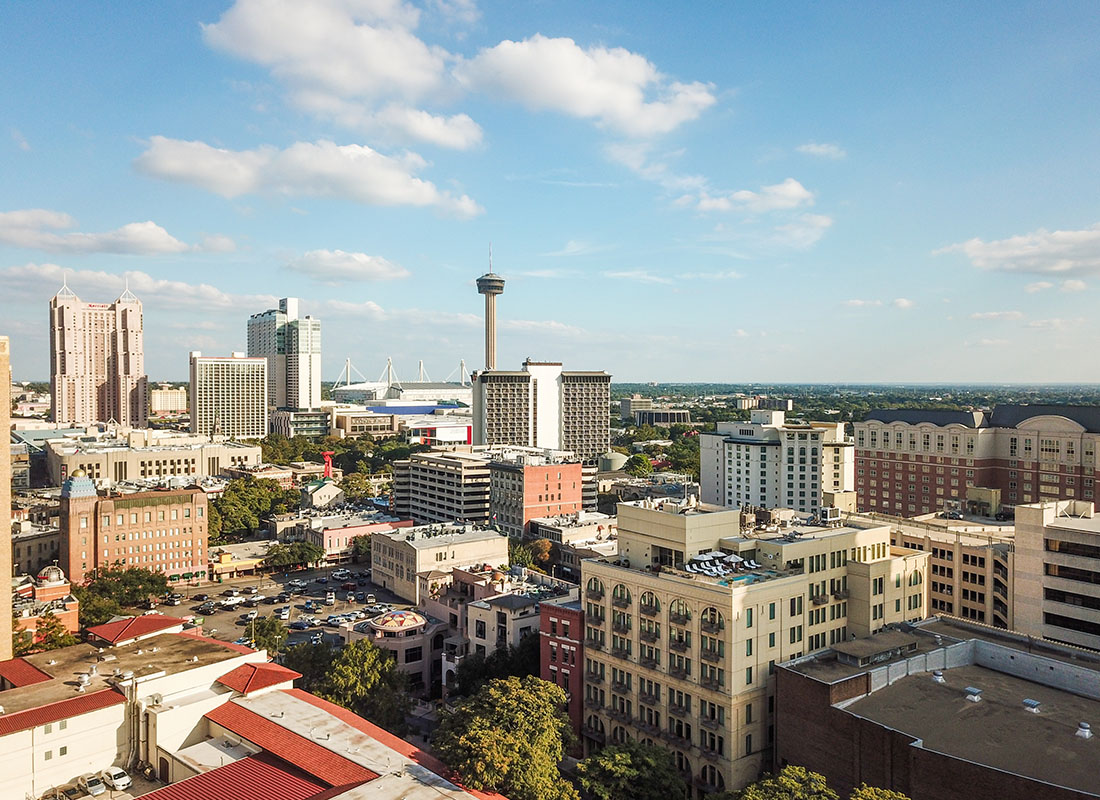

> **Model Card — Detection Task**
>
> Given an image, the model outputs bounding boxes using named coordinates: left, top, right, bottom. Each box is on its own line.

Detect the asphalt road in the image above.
left=148, top=563, right=409, bottom=650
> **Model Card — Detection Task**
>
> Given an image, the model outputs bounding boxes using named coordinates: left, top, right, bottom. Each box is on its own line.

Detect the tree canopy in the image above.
left=72, top=566, right=169, bottom=626
left=733, top=766, right=839, bottom=800
left=623, top=454, right=654, bottom=477
left=576, top=739, right=687, bottom=800
left=350, top=535, right=371, bottom=563
left=210, top=477, right=299, bottom=542
left=452, top=631, right=540, bottom=697
left=262, top=541, right=325, bottom=571
left=248, top=615, right=289, bottom=654
left=433, top=676, right=578, bottom=800
left=13, top=611, right=77, bottom=655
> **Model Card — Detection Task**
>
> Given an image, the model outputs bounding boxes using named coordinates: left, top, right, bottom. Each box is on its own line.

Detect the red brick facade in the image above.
left=540, top=602, right=584, bottom=747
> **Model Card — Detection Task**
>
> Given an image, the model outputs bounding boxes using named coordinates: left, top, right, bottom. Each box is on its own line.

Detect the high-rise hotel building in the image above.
left=472, top=359, right=611, bottom=463
left=49, top=282, right=147, bottom=427
left=247, top=297, right=322, bottom=412
left=189, top=352, right=267, bottom=439
left=579, top=498, right=928, bottom=794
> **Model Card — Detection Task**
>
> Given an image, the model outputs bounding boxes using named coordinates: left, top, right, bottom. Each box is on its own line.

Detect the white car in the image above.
left=288, top=579, right=307, bottom=588
left=244, top=610, right=259, bottom=621
left=276, top=607, right=290, bottom=620
left=100, top=767, right=132, bottom=791
left=77, top=774, right=107, bottom=796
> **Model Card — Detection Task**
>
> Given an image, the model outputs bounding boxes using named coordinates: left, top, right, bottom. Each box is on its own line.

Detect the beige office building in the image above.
left=370, top=522, right=509, bottom=604
left=1013, top=499, right=1100, bottom=651
left=851, top=511, right=1014, bottom=629
left=45, top=429, right=261, bottom=486
left=150, top=386, right=188, bottom=415
left=580, top=497, right=927, bottom=795
left=49, top=284, right=147, bottom=427
left=189, top=351, right=267, bottom=439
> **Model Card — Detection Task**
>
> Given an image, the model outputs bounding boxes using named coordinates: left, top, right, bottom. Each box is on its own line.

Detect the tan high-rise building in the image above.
left=0, top=336, right=13, bottom=659
left=579, top=498, right=928, bottom=794
left=189, top=351, right=268, bottom=439
left=49, top=282, right=148, bottom=427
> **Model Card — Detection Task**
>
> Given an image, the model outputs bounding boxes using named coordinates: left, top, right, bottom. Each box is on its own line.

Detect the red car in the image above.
left=341, top=581, right=356, bottom=591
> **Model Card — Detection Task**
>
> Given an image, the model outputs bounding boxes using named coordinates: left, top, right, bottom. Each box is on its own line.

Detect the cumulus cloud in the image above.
left=134, top=136, right=482, bottom=217
left=774, top=213, right=834, bottom=249
left=0, top=209, right=222, bottom=255
left=2, top=262, right=276, bottom=310
left=1061, top=279, right=1087, bottom=292
left=286, top=249, right=411, bottom=284
left=893, top=298, right=914, bottom=309
left=456, top=34, right=715, bottom=137
left=796, top=142, right=846, bottom=159
left=695, top=178, right=814, bottom=214
left=429, top=0, right=480, bottom=25
left=937, top=222, right=1100, bottom=275
left=970, top=310, right=1023, bottom=320
left=1025, top=281, right=1053, bottom=293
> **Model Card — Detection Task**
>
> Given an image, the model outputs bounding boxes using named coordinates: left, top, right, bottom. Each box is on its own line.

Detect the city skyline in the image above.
left=3, top=2, right=1100, bottom=383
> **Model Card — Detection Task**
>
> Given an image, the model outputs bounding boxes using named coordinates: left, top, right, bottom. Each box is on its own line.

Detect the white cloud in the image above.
left=774, top=213, right=833, bottom=249
left=675, top=271, right=742, bottom=280
left=937, top=222, right=1100, bottom=275
left=541, top=240, right=611, bottom=257
left=457, top=35, right=715, bottom=137
left=198, top=234, right=238, bottom=253
left=796, top=142, right=846, bottom=159
left=11, top=128, right=30, bottom=152
left=2, top=262, right=276, bottom=310
left=428, top=0, right=480, bottom=25
left=605, top=141, right=706, bottom=192
left=970, top=310, right=1023, bottom=320
left=292, top=94, right=483, bottom=149
left=1062, top=278, right=1087, bottom=292
left=893, top=298, right=914, bottom=309
left=1025, top=281, right=1053, bottom=293
left=974, top=338, right=1010, bottom=347
left=500, top=319, right=586, bottom=338
left=286, top=249, right=411, bottom=284
left=0, top=209, right=201, bottom=255
left=135, top=136, right=482, bottom=217
left=842, top=299, right=882, bottom=307
left=603, top=270, right=672, bottom=285
left=732, top=329, right=749, bottom=338
left=695, top=178, right=814, bottom=214
left=1027, top=318, right=1079, bottom=331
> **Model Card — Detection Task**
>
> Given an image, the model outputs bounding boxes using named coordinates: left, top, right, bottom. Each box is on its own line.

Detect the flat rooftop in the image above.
left=383, top=524, right=506, bottom=549
left=0, top=632, right=247, bottom=714
left=846, top=663, right=1100, bottom=796
left=1046, top=515, right=1100, bottom=535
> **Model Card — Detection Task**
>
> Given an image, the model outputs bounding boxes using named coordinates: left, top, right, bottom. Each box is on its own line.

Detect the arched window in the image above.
left=612, top=725, right=631, bottom=744
left=700, top=765, right=725, bottom=790
left=612, top=584, right=632, bottom=607
left=909, top=570, right=923, bottom=586
left=639, top=591, right=661, bottom=615
left=700, top=607, right=724, bottom=633
left=585, top=715, right=605, bottom=736
left=669, top=598, right=691, bottom=625
left=674, top=751, right=691, bottom=776
left=587, top=577, right=605, bottom=599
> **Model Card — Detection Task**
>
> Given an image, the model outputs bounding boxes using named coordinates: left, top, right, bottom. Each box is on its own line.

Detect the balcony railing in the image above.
left=700, top=649, right=722, bottom=663
left=668, top=703, right=690, bottom=718
left=700, top=620, right=722, bottom=635
left=664, top=730, right=692, bottom=746
left=611, top=680, right=631, bottom=694
left=832, top=589, right=850, bottom=600
left=612, top=596, right=631, bottom=609
left=612, top=621, right=631, bottom=634
left=583, top=696, right=602, bottom=709
left=669, top=612, right=690, bottom=626
left=699, top=715, right=722, bottom=730
left=640, top=604, right=660, bottom=617
left=637, top=720, right=660, bottom=736
left=586, top=588, right=605, bottom=600
left=586, top=613, right=605, bottom=626
left=639, top=656, right=659, bottom=669
left=669, top=638, right=690, bottom=652
left=811, top=594, right=829, bottom=606
left=640, top=629, right=659, bottom=643
left=586, top=671, right=604, bottom=684
left=698, top=747, right=722, bottom=762
left=638, top=691, right=659, bottom=706
left=701, top=676, right=722, bottom=691
left=669, top=666, right=690, bottom=680
left=611, top=646, right=631, bottom=660
left=607, top=706, right=629, bottom=722
left=585, top=638, right=605, bottom=651
left=583, top=726, right=606, bottom=744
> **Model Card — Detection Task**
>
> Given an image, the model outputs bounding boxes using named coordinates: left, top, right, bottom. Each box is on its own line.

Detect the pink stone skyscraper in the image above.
left=49, top=281, right=148, bottom=427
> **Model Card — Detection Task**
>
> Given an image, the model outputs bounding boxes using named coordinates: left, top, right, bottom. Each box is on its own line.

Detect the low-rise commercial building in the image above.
left=11, top=519, right=61, bottom=576
left=221, top=463, right=295, bottom=489
left=343, top=609, right=450, bottom=694
left=12, top=565, right=80, bottom=643
left=579, top=497, right=928, bottom=794
left=371, top=522, right=510, bottom=604
left=541, top=600, right=585, bottom=742
left=150, top=386, right=188, bottom=415
left=776, top=617, right=1100, bottom=800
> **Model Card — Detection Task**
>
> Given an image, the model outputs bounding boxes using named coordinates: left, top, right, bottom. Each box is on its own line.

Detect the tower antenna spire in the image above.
left=489, top=242, right=493, bottom=272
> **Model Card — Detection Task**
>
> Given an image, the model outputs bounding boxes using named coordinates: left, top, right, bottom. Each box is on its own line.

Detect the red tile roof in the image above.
left=217, top=662, right=301, bottom=695
left=284, top=689, right=508, bottom=800
left=0, top=657, right=53, bottom=687
left=135, top=752, right=326, bottom=800
left=86, top=614, right=182, bottom=644
left=0, top=688, right=125, bottom=736
left=204, top=701, right=378, bottom=787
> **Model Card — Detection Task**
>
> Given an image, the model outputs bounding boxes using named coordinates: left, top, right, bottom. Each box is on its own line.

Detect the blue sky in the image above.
left=3, top=1, right=1099, bottom=383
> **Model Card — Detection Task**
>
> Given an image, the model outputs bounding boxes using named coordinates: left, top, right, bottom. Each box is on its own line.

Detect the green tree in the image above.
left=452, top=632, right=541, bottom=697
left=316, top=638, right=410, bottom=733
left=508, top=539, right=534, bottom=568
left=350, top=535, right=371, bottom=563
left=12, top=613, right=33, bottom=656
left=341, top=473, right=381, bottom=502
left=433, top=676, right=578, bottom=800
left=737, top=766, right=839, bottom=800
left=263, top=541, right=325, bottom=571
left=848, top=786, right=911, bottom=800
left=71, top=590, right=123, bottom=627
left=577, top=739, right=687, bottom=800
left=248, top=615, right=289, bottom=654
left=623, top=454, right=653, bottom=477
left=83, top=566, right=169, bottom=607
left=282, top=640, right=337, bottom=694
left=33, top=611, right=78, bottom=651
left=528, top=538, right=552, bottom=566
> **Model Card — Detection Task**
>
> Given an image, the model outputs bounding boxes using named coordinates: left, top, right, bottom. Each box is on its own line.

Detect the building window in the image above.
left=405, top=647, right=422, bottom=663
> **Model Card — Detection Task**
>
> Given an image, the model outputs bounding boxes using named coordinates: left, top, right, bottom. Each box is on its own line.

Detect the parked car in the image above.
left=315, top=576, right=329, bottom=584
left=365, top=593, right=376, bottom=605
left=325, top=592, right=336, bottom=605
left=52, top=784, right=82, bottom=800
left=340, top=581, right=356, bottom=591
left=245, top=587, right=259, bottom=595
left=163, top=597, right=181, bottom=606
left=289, top=620, right=311, bottom=631
left=77, top=774, right=107, bottom=796
left=288, top=579, right=307, bottom=588
left=193, top=593, right=210, bottom=602
left=100, top=766, right=132, bottom=791
left=222, top=588, right=240, bottom=597
left=355, top=591, right=366, bottom=602
left=234, top=637, right=255, bottom=647
left=244, top=610, right=259, bottom=621
left=276, top=607, right=290, bottom=620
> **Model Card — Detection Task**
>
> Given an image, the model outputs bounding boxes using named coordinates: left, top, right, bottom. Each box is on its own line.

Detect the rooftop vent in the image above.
left=932, top=670, right=945, bottom=684
left=1023, top=698, right=1041, bottom=713
left=1077, top=722, right=1093, bottom=740
left=964, top=686, right=982, bottom=703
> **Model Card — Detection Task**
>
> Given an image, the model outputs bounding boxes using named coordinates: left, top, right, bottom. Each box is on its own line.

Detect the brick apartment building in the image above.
left=490, top=457, right=584, bottom=537
left=540, top=600, right=584, bottom=743
left=854, top=405, right=1100, bottom=517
